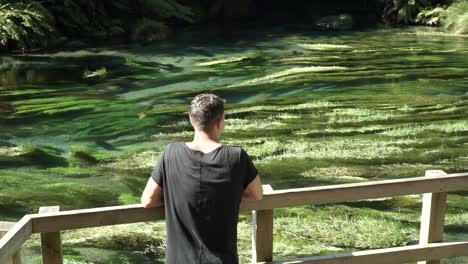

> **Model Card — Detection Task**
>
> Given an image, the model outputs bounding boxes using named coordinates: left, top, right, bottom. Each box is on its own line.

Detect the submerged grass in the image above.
left=1, top=28, right=468, bottom=263
left=326, top=108, right=400, bottom=123
left=381, top=121, right=468, bottom=137
left=194, top=56, right=250, bottom=66
left=298, top=44, right=353, bottom=50
left=245, top=137, right=416, bottom=162
left=228, top=66, right=348, bottom=87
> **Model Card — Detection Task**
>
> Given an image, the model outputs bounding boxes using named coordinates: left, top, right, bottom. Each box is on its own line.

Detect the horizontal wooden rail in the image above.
left=265, top=241, right=468, bottom=264
left=31, top=204, right=165, bottom=233
left=1, top=171, right=468, bottom=263
left=23, top=172, right=468, bottom=233
left=243, top=172, right=468, bottom=211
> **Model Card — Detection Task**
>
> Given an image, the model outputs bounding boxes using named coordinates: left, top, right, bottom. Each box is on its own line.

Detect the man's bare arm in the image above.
left=141, top=178, right=164, bottom=208
left=242, top=175, right=263, bottom=201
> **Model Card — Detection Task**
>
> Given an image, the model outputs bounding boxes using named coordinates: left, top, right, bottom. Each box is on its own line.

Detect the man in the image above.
left=141, top=93, right=263, bottom=264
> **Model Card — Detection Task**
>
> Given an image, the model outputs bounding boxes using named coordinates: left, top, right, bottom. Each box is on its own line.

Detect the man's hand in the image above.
left=141, top=178, right=164, bottom=208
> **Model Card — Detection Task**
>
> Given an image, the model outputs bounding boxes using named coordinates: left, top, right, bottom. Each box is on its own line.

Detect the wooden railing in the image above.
left=1, top=170, right=468, bottom=264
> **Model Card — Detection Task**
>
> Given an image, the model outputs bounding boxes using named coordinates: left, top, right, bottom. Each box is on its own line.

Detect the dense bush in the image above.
left=444, top=0, right=468, bottom=34
left=0, top=0, right=194, bottom=52
left=382, top=0, right=434, bottom=24
left=416, top=6, right=447, bottom=25
left=0, top=1, right=54, bottom=51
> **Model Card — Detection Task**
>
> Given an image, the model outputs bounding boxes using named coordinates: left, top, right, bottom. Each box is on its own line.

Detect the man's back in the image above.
left=151, top=142, right=258, bottom=264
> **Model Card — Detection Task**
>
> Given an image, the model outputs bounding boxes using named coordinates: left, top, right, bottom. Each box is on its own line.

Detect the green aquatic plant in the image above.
left=0, top=1, right=54, bottom=51
left=69, top=145, right=99, bottom=167
left=0, top=172, right=119, bottom=215
left=326, top=108, right=400, bottom=123
left=229, top=66, right=348, bottom=87
left=444, top=0, right=468, bottom=34
left=380, top=121, right=468, bottom=137
left=12, top=96, right=106, bottom=117
left=102, top=150, right=162, bottom=170
left=278, top=100, right=338, bottom=111
left=293, top=125, right=388, bottom=136
left=397, top=104, right=414, bottom=112
left=0, top=145, right=67, bottom=168
left=195, top=56, right=250, bottom=66
left=298, top=44, right=352, bottom=50
left=225, top=118, right=285, bottom=130
left=60, top=223, right=166, bottom=253
left=275, top=211, right=415, bottom=249
left=83, top=67, right=107, bottom=79
left=300, top=167, right=369, bottom=183
left=244, top=137, right=416, bottom=162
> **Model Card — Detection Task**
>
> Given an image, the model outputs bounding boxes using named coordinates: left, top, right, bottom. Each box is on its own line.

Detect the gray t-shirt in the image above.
left=151, top=142, right=258, bottom=264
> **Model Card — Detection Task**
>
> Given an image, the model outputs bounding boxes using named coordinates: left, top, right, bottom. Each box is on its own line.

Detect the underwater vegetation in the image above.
left=1, top=27, right=468, bottom=262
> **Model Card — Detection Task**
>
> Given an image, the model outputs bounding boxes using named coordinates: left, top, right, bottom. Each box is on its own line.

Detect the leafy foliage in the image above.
left=416, top=6, right=448, bottom=25
left=0, top=1, right=54, bottom=51
left=382, top=0, right=434, bottom=24
left=0, top=0, right=194, bottom=51
left=444, top=0, right=468, bottom=34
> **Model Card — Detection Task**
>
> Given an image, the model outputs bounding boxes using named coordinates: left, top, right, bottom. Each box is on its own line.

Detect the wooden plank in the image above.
left=252, top=209, right=274, bottom=263
left=418, top=170, right=448, bottom=264
left=32, top=204, right=165, bottom=233
left=241, top=172, right=468, bottom=211
left=253, top=185, right=275, bottom=262
left=0, top=216, right=32, bottom=264
left=39, top=206, right=63, bottom=264
left=264, top=241, right=468, bottom=264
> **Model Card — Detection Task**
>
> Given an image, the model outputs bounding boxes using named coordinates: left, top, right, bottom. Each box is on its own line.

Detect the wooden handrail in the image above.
left=1, top=171, right=468, bottom=263
left=23, top=172, right=468, bottom=233
left=264, top=241, right=468, bottom=264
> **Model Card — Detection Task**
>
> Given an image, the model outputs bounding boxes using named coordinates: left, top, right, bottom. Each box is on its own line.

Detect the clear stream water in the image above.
left=1, top=26, right=467, bottom=263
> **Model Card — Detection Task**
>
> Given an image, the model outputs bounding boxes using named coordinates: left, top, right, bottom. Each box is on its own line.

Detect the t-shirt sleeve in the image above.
left=240, top=148, right=258, bottom=189
left=150, top=147, right=168, bottom=186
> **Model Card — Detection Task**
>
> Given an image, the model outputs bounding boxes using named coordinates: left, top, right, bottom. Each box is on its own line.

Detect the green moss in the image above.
left=0, top=145, right=67, bottom=168
left=69, top=145, right=99, bottom=167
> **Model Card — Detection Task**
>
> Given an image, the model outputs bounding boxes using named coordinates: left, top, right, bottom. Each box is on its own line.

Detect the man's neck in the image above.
left=186, top=130, right=222, bottom=152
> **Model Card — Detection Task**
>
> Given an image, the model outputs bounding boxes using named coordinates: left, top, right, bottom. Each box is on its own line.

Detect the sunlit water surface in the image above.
left=1, top=26, right=467, bottom=263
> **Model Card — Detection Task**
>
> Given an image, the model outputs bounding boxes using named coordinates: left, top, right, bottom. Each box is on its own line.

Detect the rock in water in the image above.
left=315, top=14, right=354, bottom=30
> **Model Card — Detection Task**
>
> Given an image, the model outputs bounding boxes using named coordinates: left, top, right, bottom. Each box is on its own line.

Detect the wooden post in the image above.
left=252, top=185, right=274, bottom=263
left=0, top=221, right=22, bottom=264
left=39, top=206, right=63, bottom=264
left=418, top=170, right=448, bottom=264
